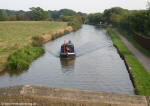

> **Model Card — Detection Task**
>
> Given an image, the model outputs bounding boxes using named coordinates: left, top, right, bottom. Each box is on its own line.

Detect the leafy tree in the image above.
left=87, top=13, right=104, bottom=25
left=59, top=9, right=76, bottom=16
left=120, top=13, right=130, bottom=31
left=0, top=10, right=6, bottom=21
left=16, top=14, right=28, bottom=21
left=68, top=15, right=83, bottom=30
left=110, top=14, right=122, bottom=26
left=103, top=7, right=127, bottom=24
left=28, top=7, right=50, bottom=21
left=48, top=10, right=59, bottom=20
left=8, top=15, right=17, bottom=21
left=49, top=9, right=76, bottom=20
left=127, top=10, right=150, bottom=37
left=59, top=15, right=72, bottom=22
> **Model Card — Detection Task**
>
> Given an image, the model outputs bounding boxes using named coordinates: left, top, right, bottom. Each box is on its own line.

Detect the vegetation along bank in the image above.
left=87, top=7, right=150, bottom=56
left=0, top=7, right=84, bottom=72
left=107, top=28, right=150, bottom=96
left=0, top=21, right=82, bottom=72
left=86, top=6, right=150, bottom=96
left=0, top=21, right=66, bottom=71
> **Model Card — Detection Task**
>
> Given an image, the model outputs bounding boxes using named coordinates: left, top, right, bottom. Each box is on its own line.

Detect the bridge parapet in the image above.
left=0, top=85, right=149, bottom=106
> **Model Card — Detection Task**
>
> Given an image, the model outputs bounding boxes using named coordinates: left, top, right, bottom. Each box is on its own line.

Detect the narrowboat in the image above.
left=60, top=40, right=75, bottom=58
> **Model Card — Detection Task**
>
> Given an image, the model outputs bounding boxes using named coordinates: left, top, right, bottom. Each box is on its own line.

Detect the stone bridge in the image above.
left=0, top=85, right=149, bottom=106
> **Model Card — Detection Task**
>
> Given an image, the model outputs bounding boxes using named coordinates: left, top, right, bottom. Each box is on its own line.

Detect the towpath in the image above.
left=113, top=29, right=150, bottom=74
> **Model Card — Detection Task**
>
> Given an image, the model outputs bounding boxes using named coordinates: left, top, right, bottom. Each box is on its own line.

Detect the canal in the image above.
left=0, top=25, right=134, bottom=94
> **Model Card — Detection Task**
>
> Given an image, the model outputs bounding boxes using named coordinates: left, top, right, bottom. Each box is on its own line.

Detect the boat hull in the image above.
left=60, top=53, right=75, bottom=58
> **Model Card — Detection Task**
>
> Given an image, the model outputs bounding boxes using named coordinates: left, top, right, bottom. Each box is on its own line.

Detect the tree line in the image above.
left=87, top=7, right=150, bottom=38
left=0, top=7, right=86, bottom=30
left=0, top=7, right=86, bottom=21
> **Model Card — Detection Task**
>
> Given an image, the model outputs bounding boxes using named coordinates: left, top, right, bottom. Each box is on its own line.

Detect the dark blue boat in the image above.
left=60, top=40, right=75, bottom=58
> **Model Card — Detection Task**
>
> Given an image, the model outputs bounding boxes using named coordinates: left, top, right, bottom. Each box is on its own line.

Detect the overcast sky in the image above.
left=0, top=0, right=148, bottom=13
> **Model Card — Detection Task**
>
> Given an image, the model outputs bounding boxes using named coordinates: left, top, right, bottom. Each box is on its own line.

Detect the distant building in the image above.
left=146, top=0, right=150, bottom=9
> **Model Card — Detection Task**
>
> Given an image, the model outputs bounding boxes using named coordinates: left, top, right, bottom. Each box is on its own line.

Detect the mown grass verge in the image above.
left=107, top=28, right=150, bottom=96
left=117, top=28, right=150, bottom=57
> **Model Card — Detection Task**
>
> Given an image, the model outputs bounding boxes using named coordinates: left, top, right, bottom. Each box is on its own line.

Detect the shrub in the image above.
left=68, top=15, right=83, bottom=31
left=64, top=29, right=70, bottom=34
left=31, top=36, right=43, bottom=47
left=7, top=45, right=45, bottom=71
left=51, top=34, right=57, bottom=40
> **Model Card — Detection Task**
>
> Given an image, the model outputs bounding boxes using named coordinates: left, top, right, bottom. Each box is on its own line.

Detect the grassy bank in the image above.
left=7, top=46, right=44, bottom=71
left=0, top=21, right=67, bottom=69
left=117, top=28, right=150, bottom=57
left=107, top=28, right=150, bottom=96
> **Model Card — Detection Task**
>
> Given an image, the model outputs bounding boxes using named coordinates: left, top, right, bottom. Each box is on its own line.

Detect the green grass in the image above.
left=95, top=24, right=107, bottom=28
left=107, top=28, right=150, bottom=96
left=117, top=28, right=150, bottom=57
left=0, top=21, right=67, bottom=67
left=6, top=45, right=45, bottom=71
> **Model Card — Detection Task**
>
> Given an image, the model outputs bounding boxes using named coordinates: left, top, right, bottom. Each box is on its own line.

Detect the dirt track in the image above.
left=113, top=29, right=150, bottom=74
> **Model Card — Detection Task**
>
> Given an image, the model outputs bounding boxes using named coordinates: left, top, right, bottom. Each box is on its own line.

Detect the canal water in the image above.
left=0, top=25, right=134, bottom=94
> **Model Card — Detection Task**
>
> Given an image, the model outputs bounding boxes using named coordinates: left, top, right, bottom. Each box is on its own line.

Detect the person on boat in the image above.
left=67, top=40, right=73, bottom=45
left=61, top=40, right=74, bottom=53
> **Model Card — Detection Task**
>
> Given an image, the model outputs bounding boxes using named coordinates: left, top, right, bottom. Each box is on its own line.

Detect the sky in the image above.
left=0, top=0, right=148, bottom=13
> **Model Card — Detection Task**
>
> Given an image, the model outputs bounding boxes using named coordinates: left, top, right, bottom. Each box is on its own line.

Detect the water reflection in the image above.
left=0, top=69, right=28, bottom=77
left=6, top=70, right=28, bottom=77
left=0, top=71, right=6, bottom=77
left=60, top=58, right=75, bottom=73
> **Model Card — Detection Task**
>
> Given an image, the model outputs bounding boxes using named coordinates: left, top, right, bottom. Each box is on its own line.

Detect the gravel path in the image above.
left=113, top=29, right=150, bottom=74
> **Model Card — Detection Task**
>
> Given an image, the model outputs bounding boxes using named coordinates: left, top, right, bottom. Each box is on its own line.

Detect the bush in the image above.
left=64, top=29, right=70, bottom=34
left=32, top=36, right=43, bottom=47
left=51, top=34, right=58, bottom=40
left=7, top=45, right=45, bottom=71
left=68, top=15, right=83, bottom=31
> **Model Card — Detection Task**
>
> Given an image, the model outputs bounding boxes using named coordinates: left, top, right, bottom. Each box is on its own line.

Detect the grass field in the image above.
left=0, top=21, right=67, bottom=68
left=107, top=28, right=150, bottom=96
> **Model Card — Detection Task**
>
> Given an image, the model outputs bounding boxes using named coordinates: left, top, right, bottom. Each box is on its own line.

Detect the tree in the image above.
left=16, top=14, right=28, bottom=21
left=87, top=13, right=104, bottom=25
left=127, top=10, right=150, bottom=37
left=28, top=7, right=50, bottom=21
left=110, top=14, right=122, bottom=26
left=59, top=15, right=72, bottom=22
left=8, top=15, right=17, bottom=21
left=48, top=10, right=59, bottom=20
left=0, top=10, right=6, bottom=21
left=48, top=9, right=76, bottom=21
left=68, top=15, right=83, bottom=30
left=103, top=7, right=127, bottom=24
left=59, top=9, right=76, bottom=16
